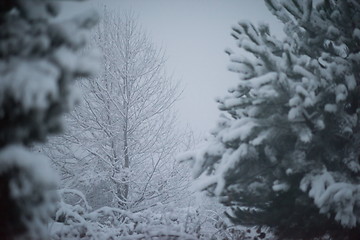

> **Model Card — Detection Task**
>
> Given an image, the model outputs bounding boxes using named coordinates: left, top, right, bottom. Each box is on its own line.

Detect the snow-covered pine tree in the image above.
left=186, top=0, right=360, bottom=239
left=0, top=0, right=98, bottom=239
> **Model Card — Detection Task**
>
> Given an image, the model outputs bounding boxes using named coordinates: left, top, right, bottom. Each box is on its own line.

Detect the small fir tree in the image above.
left=186, top=0, right=360, bottom=239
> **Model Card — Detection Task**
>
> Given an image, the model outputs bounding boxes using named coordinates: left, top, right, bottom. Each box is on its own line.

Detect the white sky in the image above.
left=61, top=0, right=284, bottom=135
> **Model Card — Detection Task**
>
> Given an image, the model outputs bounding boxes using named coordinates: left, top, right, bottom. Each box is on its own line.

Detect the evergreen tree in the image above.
left=0, top=0, right=98, bottom=239
left=187, top=0, right=360, bottom=239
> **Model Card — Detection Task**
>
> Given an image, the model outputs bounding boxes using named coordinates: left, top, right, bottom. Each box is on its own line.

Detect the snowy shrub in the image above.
left=183, top=0, right=360, bottom=239
left=51, top=189, right=201, bottom=240
left=0, top=0, right=98, bottom=239
left=50, top=189, right=266, bottom=240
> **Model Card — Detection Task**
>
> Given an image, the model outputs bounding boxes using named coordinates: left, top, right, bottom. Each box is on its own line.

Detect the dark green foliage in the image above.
left=189, top=1, right=360, bottom=239
left=0, top=1, right=98, bottom=239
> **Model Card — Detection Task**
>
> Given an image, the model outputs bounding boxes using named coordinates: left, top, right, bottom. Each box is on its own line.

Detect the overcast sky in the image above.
left=62, top=0, right=284, bottom=135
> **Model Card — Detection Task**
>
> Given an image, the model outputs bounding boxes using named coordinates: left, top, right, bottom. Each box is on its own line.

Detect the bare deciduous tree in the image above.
left=42, top=10, right=186, bottom=211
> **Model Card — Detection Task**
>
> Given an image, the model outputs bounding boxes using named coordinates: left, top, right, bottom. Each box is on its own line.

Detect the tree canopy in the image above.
left=0, top=0, right=99, bottom=239
left=185, top=0, right=360, bottom=239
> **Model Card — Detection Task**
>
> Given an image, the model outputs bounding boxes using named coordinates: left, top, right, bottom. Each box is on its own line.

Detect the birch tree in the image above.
left=43, top=10, right=185, bottom=211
